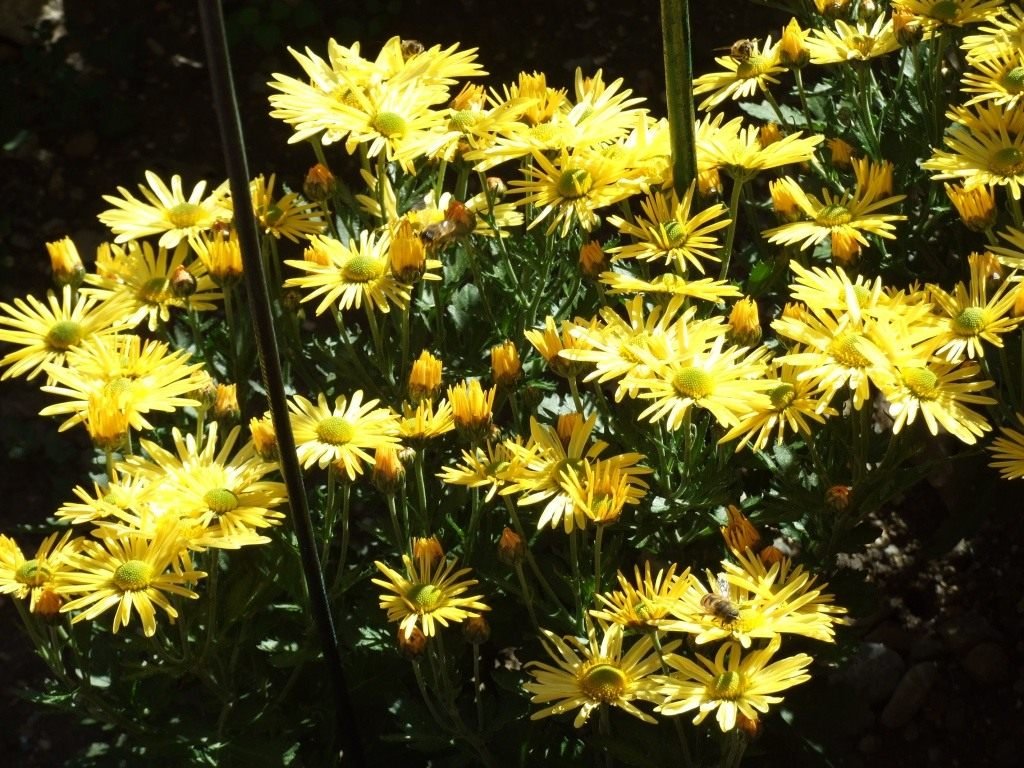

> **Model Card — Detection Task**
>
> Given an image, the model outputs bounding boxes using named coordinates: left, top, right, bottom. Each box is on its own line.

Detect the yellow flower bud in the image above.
left=46, top=237, right=85, bottom=288
left=728, top=298, right=762, bottom=346
left=409, top=350, right=443, bottom=402
left=490, top=340, right=521, bottom=388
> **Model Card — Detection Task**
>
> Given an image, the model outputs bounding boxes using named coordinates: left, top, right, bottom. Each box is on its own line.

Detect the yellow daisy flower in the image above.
left=561, top=296, right=697, bottom=402
left=693, top=36, right=786, bottom=111
left=437, top=438, right=523, bottom=503
left=655, top=636, right=813, bottom=732
left=82, top=241, right=222, bottom=331
left=0, top=285, right=129, bottom=382
left=39, top=334, right=207, bottom=434
left=988, top=412, right=1024, bottom=479
left=98, top=170, right=229, bottom=248
left=55, top=469, right=151, bottom=526
left=805, top=15, right=900, bottom=65
left=590, top=562, right=691, bottom=631
left=501, top=412, right=650, bottom=533
left=962, top=4, right=1024, bottom=64
left=960, top=49, right=1024, bottom=109
left=511, top=147, right=647, bottom=236
left=121, top=423, right=288, bottom=549
left=628, top=335, right=774, bottom=431
left=288, top=390, right=401, bottom=477
left=561, top=457, right=650, bottom=526
left=0, top=530, right=82, bottom=615
left=524, top=622, right=676, bottom=728
left=284, top=230, right=410, bottom=315
left=58, top=523, right=205, bottom=637
left=249, top=173, right=326, bottom=242
left=398, top=398, right=455, bottom=447
left=922, top=102, right=1024, bottom=200
left=880, top=359, right=995, bottom=443
left=927, top=252, right=1023, bottom=361
left=892, top=0, right=1004, bottom=34
left=762, top=159, right=906, bottom=263
left=697, top=114, right=823, bottom=181
left=606, top=183, right=730, bottom=274
left=372, top=548, right=489, bottom=639
left=719, top=362, right=836, bottom=452
left=772, top=305, right=898, bottom=412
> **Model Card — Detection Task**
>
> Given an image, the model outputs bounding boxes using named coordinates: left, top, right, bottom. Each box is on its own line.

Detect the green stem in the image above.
left=593, top=523, right=605, bottom=597
left=567, top=375, right=585, bottom=413
left=660, top=0, right=697, bottom=196
left=502, top=496, right=565, bottom=614
left=386, top=493, right=405, bottom=550
left=321, top=466, right=338, bottom=564
left=569, top=528, right=583, bottom=625
left=414, top=449, right=430, bottom=534
left=718, top=177, right=746, bottom=281
left=514, top=561, right=541, bottom=631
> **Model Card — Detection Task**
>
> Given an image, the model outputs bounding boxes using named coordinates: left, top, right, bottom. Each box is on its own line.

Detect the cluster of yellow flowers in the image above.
left=6, top=2, right=1024, bottom=755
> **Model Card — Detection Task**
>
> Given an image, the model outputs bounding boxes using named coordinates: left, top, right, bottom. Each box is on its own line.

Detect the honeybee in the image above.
left=419, top=219, right=458, bottom=253
left=700, top=573, right=740, bottom=625
left=716, top=38, right=759, bottom=63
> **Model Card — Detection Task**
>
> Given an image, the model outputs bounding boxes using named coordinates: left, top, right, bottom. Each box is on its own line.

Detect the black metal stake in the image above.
left=196, top=2, right=364, bottom=764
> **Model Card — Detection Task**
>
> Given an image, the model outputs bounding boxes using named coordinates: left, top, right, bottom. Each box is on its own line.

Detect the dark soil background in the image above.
left=1, top=2, right=1023, bottom=766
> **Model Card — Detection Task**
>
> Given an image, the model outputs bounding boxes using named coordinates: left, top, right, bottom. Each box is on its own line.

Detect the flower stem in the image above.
left=718, top=177, right=746, bottom=281
left=660, top=0, right=697, bottom=197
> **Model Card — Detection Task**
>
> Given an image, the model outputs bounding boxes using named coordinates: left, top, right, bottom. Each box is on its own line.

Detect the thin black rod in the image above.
left=196, top=2, right=364, bottom=764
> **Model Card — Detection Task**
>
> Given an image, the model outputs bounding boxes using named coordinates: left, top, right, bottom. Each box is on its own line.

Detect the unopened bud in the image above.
left=462, top=615, right=491, bottom=644
left=497, top=527, right=525, bottom=566
left=491, top=340, right=522, bottom=388
left=212, top=383, right=240, bottom=421
left=46, top=237, right=85, bottom=289
left=579, top=241, right=607, bottom=278
left=397, top=624, right=428, bottom=659
left=825, top=484, right=852, bottom=511
left=170, top=264, right=197, bottom=298
left=303, top=163, right=337, bottom=202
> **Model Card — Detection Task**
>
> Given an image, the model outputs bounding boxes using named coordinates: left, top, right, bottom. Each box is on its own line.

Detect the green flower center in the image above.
left=1000, top=66, right=1024, bottom=93
left=555, top=168, right=594, bottom=200
left=263, top=204, right=285, bottom=226
left=929, top=0, right=960, bottom=22
left=342, top=255, right=384, bottom=282
left=45, top=320, right=83, bottom=351
left=448, top=109, right=479, bottom=132
left=990, top=146, right=1024, bottom=176
left=139, top=276, right=171, bottom=304
left=710, top=670, right=744, bottom=700
left=167, top=202, right=204, bottom=228
left=408, top=583, right=443, bottom=611
left=816, top=204, right=852, bottom=227
left=852, top=284, right=872, bottom=307
left=672, top=366, right=714, bottom=399
left=736, top=55, right=771, bottom=79
left=664, top=219, right=688, bottom=248
left=316, top=416, right=355, bottom=445
left=204, top=488, right=239, bottom=514
left=371, top=111, right=407, bottom=138
left=15, top=559, right=53, bottom=587
left=103, top=376, right=135, bottom=399
left=580, top=662, right=627, bottom=702
left=769, top=383, right=796, bottom=410
left=902, top=367, right=938, bottom=399
left=113, top=559, right=153, bottom=591
left=851, top=34, right=875, bottom=56
left=953, top=306, right=984, bottom=335
left=828, top=332, right=870, bottom=368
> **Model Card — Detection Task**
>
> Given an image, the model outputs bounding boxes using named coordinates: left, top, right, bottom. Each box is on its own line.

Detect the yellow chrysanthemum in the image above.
left=988, top=412, right=1024, bottom=479
left=0, top=285, right=130, bottom=382
left=0, top=531, right=82, bottom=615
left=510, top=147, right=648, bottom=236
left=249, top=173, right=326, bottom=242
left=501, top=412, right=650, bottom=533
left=606, top=183, right=730, bottom=274
left=762, top=159, right=906, bottom=262
left=284, top=230, right=410, bottom=315
left=892, top=0, right=1004, bottom=35
left=119, top=423, right=288, bottom=548
left=82, top=241, right=222, bottom=331
left=288, top=390, right=401, bottom=477
left=655, top=636, right=813, bottom=732
left=719, top=362, right=836, bottom=452
left=962, top=4, right=1024, bottom=64
left=98, top=170, right=230, bottom=248
left=39, top=334, right=207, bottom=434
left=922, top=102, right=1024, bottom=200
left=372, top=548, right=489, bottom=638
left=590, top=562, right=691, bottom=631
left=693, top=37, right=786, bottom=111
left=57, top=523, right=205, bottom=637
left=805, top=15, right=900, bottom=65
left=697, top=114, right=823, bottom=181
left=961, top=49, right=1024, bottom=109
left=599, top=271, right=743, bottom=303
left=525, top=622, right=676, bottom=728
left=927, top=252, right=1024, bottom=361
